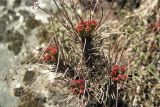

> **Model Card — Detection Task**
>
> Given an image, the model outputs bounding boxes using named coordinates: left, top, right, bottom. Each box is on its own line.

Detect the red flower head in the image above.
left=79, top=21, right=84, bottom=25
left=72, top=79, right=85, bottom=85
left=113, top=65, right=119, bottom=71
left=71, top=79, right=85, bottom=95
left=45, top=46, right=57, bottom=55
left=50, top=47, right=57, bottom=55
left=111, top=65, right=128, bottom=82
left=76, top=20, right=97, bottom=34
left=111, top=65, right=119, bottom=76
left=42, top=46, right=58, bottom=63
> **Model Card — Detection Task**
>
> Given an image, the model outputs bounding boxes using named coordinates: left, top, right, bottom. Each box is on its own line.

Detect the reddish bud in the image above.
left=111, top=65, right=119, bottom=75
left=113, top=65, right=119, bottom=71
left=111, top=70, right=116, bottom=76
left=117, top=74, right=123, bottom=79
left=50, top=47, right=57, bottom=55
left=76, top=25, right=84, bottom=32
left=43, top=53, right=51, bottom=62
left=113, top=77, right=119, bottom=81
left=79, top=89, right=84, bottom=94
left=76, top=20, right=97, bottom=34
left=80, top=85, right=85, bottom=90
left=85, top=26, right=91, bottom=32
left=71, top=88, right=79, bottom=95
left=120, top=65, right=126, bottom=72
left=50, top=56, right=56, bottom=62
left=79, top=79, right=85, bottom=83
left=122, top=75, right=128, bottom=79
left=85, top=21, right=90, bottom=26
left=117, top=74, right=128, bottom=80
left=91, top=20, right=97, bottom=26
left=111, top=64, right=128, bottom=82
left=71, top=79, right=85, bottom=85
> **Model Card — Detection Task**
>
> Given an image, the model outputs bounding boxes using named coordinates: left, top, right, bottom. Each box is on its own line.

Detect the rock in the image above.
left=25, top=0, right=32, bottom=6
left=0, top=19, right=6, bottom=41
left=36, top=96, right=47, bottom=103
left=13, top=0, right=22, bottom=8
left=7, top=31, right=24, bottom=55
left=0, top=0, right=7, bottom=6
left=23, top=71, right=35, bottom=85
left=18, top=10, right=30, bottom=19
left=8, top=41, right=23, bottom=55
left=14, top=87, right=25, bottom=97
left=0, top=0, right=56, bottom=107
left=7, top=9, right=19, bottom=21
left=25, top=16, right=41, bottom=29
left=158, top=0, right=160, bottom=8
left=7, top=64, right=80, bottom=106
left=17, top=92, right=45, bottom=107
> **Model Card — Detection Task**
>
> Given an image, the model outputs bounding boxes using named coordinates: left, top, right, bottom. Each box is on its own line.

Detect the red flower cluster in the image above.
left=150, top=21, right=160, bottom=32
left=42, top=46, right=57, bottom=63
left=71, top=79, right=85, bottom=95
left=111, top=65, right=128, bottom=82
left=76, top=20, right=97, bottom=33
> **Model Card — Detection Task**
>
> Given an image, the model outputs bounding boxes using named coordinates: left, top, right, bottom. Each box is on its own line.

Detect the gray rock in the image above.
left=25, top=0, right=32, bottom=6
left=0, top=19, right=6, bottom=41
left=14, top=87, right=25, bottom=97
left=13, top=0, right=21, bottom=8
left=23, top=71, right=35, bottom=85
left=7, top=31, right=24, bottom=55
left=17, top=92, right=45, bottom=107
left=0, top=0, right=7, bottom=6
left=6, top=64, right=81, bottom=107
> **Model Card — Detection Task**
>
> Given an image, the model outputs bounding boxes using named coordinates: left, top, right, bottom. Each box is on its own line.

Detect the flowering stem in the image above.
left=116, top=83, right=118, bottom=107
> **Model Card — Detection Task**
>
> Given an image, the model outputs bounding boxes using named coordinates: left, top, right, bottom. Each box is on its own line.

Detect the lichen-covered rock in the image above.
left=0, top=0, right=7, bottom=6
left=6, top=64, right=80, bottom=107
left=14, top=87, right=25, bottom=97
